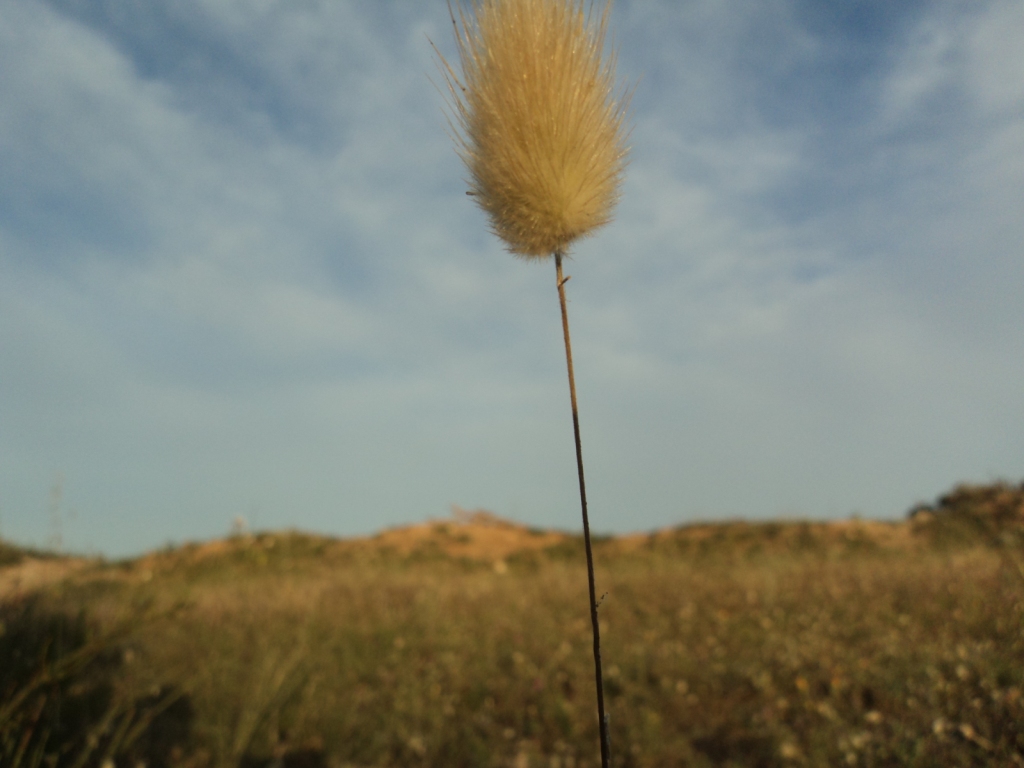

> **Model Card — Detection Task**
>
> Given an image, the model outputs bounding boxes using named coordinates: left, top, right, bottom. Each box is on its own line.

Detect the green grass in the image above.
left=2, top=484, right=1023, bottom=767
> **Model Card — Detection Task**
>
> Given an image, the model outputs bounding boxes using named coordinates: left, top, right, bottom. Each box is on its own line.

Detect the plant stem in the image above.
left=554, top=251, right=610, bottom=768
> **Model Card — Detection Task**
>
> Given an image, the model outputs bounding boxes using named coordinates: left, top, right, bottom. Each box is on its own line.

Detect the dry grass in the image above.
left=2, top=492, right=1024, bottom=767
left=0, top=555, right=93, bottom=601
left=437, top=0, right=629, bottom=257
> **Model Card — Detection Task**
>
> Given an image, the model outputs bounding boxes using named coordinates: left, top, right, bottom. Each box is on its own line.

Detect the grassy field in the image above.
left=2, top=483, right=1023, bottom=768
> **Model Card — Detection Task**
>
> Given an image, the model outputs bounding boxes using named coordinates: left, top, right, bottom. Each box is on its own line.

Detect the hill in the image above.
left=2, top=485, right=1023, bottom=768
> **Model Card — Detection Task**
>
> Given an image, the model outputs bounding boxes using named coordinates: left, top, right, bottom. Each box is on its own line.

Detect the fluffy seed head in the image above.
left=438, top=0, right=629, bottom=259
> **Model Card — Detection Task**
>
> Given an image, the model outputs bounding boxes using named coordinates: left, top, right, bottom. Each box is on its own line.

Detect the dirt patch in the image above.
left=369, top=506, right=568, bottom=562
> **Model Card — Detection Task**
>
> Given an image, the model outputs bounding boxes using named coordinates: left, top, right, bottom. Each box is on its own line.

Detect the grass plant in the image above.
left=437, top=0, right=628, bottom=258
left=435, top=2, right=630, bottom=764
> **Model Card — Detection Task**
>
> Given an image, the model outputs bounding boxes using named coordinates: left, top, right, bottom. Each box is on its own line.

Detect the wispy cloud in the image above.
left=1, top=0, right=1022, bottom=555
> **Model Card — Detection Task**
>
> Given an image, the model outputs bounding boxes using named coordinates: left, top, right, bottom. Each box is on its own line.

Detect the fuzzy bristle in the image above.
left=438, top=0, right=629, bottom=259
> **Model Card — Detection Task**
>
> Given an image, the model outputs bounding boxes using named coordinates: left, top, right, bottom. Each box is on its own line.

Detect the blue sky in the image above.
left=1, top=0, right=1022, bottom=558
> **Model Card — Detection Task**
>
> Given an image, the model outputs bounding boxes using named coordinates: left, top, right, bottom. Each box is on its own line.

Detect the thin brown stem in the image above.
left=554, top=251, right=610, bottom=768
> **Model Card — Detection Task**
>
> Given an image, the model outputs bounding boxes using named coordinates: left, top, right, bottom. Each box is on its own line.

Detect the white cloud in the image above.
left=875, top=15, right=960, bottom=130
left=965, top=0, right=1024, bottom=114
